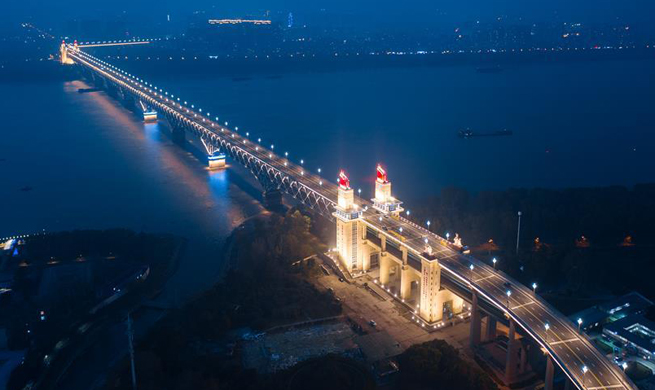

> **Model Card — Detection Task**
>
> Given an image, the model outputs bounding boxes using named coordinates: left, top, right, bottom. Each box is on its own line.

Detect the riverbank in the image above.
left=103, top=210, right=342, bottom=390
left=3, top=45, right=654, bottom=83
left=410, top=183, right=655, bottom=315
left=2, top=230, right=184, bottom=390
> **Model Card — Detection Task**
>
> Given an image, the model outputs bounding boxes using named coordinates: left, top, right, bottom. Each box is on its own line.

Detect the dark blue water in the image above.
left=1, top=59, right=654, bottom=297
left=0, top=79, right=265, bottom=300
left=150, top=59, right=655, bottom=201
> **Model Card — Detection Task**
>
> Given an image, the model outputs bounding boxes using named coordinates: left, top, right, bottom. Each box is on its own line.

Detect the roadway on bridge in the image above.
left=66, top=46, right=636, bottom=390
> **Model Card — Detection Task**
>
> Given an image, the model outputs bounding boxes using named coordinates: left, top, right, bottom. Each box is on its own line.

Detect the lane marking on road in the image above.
left=586, top=385, right=625, bottom=390
left=474, top=274, right=499, bottom=283
left=549, top=338, right=579, bottom=346
left=510, top=301, right=535, bottom=310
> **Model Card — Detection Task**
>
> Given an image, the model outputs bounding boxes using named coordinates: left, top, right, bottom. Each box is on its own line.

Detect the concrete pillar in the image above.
left=564, top=378, right=572, bottom=390
left=400, top=266, right=412, bottom=300
left=505, top=318, right=518, bottom=383
left=208, top=155, right=226, bottom=169
left=485, top=317, right=497, bottom=341
left=469, top=291, right=481, bottom=347
left=379, top=254, right=390, bottom=285
left=519, top=343, right=528, bottom=373
left=545, top=356, right=554, bottom=390
left=361, top=244, right=371, bottom=272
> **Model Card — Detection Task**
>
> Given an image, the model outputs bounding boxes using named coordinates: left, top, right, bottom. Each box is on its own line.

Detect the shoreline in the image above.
left=2, top=46, right=654, bottom=82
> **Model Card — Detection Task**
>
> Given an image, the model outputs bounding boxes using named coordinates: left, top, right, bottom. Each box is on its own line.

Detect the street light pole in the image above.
left=545, top=322, right=550, bottom=343
left=492, top=257, right=497, bottom=271
left=127, top=314, right=137, bottom=390
left=516, top=211, right=522, bottom=255
left=577, top=318, right=583, bottom=333
left=532, top=282, right=537, bottom=295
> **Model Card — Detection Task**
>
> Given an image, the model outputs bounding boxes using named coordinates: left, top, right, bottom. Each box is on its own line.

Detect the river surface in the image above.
left=146, top=58, right=655, bottom=200
left=1, top=58, right=655, bottom=299
left=0, top=79, right=265, bottom=302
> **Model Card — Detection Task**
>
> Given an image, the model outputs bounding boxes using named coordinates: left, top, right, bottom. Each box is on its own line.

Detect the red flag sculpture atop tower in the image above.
left=376, top=164, right=388, bottom=183
left=338, top=170, right=350, bottom=189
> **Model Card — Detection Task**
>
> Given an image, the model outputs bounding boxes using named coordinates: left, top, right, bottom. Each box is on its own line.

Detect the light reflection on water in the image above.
left=1, top=79, right=265, bottom=301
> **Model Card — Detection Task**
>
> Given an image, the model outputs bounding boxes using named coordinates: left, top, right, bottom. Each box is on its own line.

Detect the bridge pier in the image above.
left=469, top=290, right=481, bottom=347
left=400, top=266, right=412, bottom=300
left=379, top=253, right=390, bottom=285
left=519, top=341, right=529, bottom=373
left=485, top=316, right=497, bottom=341
left=564, top=378, right=572, bottom=390
left=505, top=318, right=518, bottom=383
left=208, top=152, right=226, bottom=169
left=545, top=356, right=555, bottom=390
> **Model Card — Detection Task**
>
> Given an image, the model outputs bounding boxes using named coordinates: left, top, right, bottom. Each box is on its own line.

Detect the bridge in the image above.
left=61, top=43, right=637, bottom=390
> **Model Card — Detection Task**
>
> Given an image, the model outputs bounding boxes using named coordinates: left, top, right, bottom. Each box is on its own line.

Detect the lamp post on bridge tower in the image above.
left=516, top=211, right=522, bottom=255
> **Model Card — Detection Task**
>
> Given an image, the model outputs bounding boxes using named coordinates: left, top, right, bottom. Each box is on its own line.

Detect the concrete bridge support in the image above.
left=545, top=356, right=555, bottom=390
left=400, top=266, right=412, bottom=300
left=505, top=318, right=518, bottom=383
left=469, top=290, right=481, bottom=346
left=519, top=341, right=529, bottom=373
left=485, top=316, right=497, bottom=341
left=379, top=253, right=390, bottom=285
left=564, top=378, right=572, bottom=390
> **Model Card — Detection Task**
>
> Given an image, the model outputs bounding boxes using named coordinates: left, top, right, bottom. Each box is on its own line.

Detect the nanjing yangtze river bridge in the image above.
left=62, top=42, right=636, bottom=390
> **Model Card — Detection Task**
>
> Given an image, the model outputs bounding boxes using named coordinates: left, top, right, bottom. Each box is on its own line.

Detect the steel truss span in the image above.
left=65, top=45, right=637, bottom=390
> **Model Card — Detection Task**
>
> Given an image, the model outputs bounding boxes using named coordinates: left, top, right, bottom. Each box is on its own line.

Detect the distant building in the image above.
left=599, top=292, right=653, bottom=321
left=603, top=315, right=655, bottom=360
left=570, top=291, right=654, bottom=332
left=186, top=18, right=280, bottom=55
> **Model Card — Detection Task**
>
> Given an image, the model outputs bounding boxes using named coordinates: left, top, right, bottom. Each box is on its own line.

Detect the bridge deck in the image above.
left=66, top=46, right=636, bottom=390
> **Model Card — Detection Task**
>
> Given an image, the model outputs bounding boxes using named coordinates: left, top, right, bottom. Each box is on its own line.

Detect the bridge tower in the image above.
left=333, top=171, right=366, bottom=274
left=59, top=41, right=74, bottom=65
left=372, top=165, right=403, bottom=216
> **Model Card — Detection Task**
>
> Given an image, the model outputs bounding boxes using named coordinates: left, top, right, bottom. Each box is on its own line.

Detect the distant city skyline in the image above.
left=5, top=0, right=655, bottom=32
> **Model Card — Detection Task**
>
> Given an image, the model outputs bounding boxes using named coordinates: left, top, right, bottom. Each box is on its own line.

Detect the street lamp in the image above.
left=426, top=221, right=431, bottom=230
left=516, top=211, right=522, bottom=254
left=582, top=365, right=588, bottom=385
left=577, top=318, right=583, bottom=333
left=506, top=290, right=512, bottom=307
left=532, top=282, right=537, bottom=294
left=492, top=257, right=497, bottom=270
left=545, top=322, right=550, bottom=343
left=469, top=264, right=474, bottom=282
